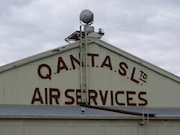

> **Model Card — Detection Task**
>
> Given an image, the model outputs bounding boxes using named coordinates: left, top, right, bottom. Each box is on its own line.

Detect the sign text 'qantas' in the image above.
left=37, top=53, right=148, bottom=85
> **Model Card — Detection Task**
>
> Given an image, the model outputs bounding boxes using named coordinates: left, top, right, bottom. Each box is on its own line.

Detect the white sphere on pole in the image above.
left=80, top=9, right=94, bottom=25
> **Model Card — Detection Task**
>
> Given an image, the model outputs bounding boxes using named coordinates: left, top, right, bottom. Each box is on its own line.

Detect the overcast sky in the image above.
left=0, top=0, right=180, bottom=76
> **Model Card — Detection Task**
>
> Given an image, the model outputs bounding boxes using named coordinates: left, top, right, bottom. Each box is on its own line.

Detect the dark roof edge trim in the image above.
left=80, top=104, right=156, bottom=117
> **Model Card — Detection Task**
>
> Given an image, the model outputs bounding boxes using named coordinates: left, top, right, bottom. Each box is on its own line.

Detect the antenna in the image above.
left=65, top=9, right=104, bottom=43
left=65, top=9, right=105, bottom=104
left=79, top=9, right=94, bottom=105
left=80, top=9, right=94, bottom=25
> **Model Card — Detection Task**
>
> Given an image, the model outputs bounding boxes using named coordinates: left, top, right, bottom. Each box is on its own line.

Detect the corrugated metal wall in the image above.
left=1, top=41, right=180, bottom=108
left=0, top=119, right=180, bottom=135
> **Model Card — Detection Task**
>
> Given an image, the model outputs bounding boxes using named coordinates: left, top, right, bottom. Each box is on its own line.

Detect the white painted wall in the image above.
left=0, top=40, right=180, bottom=107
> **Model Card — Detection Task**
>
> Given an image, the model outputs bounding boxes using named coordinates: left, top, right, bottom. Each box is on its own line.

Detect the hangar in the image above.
left=0, top=10, right=180, bottom=135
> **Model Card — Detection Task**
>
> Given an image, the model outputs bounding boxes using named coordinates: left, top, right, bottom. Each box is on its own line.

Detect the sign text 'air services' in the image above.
left=31, top=53, right=148, bottom=106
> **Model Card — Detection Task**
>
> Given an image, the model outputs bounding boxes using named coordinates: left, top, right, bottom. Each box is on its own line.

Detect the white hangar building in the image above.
left=0, top=10, right=180, bottom=135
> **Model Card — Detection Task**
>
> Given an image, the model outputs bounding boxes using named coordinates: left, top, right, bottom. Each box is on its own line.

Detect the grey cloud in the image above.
left=0, top=0, right=180, bottom=76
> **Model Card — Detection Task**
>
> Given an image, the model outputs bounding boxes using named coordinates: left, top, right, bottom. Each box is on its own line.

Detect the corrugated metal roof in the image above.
left=0, top=105, right=180, bottom=119
left=0, top=105, right=133, bottom=118
left=111, top=107, right=180, bottom=117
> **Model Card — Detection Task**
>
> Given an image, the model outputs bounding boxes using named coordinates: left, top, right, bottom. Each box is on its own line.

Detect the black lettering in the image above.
left=70, top=55, right=80, bottom=69
left=131, top=67, right=139, bottom=84
left=87, top=53, right=99, bottom=67
left=99, top=90, right=108, bottom=105
left=88, top=90, right=98, bottom=105
left=76, top=89, right=82, bottom=105
left=110, top=91, right=114, bottom=105
left=57, top=57, right=68, bottom=73
left=31, top=88, right=43, bottom=104
left=49, top=88, right=60, bottom=105
left=126, top=91, right=137, bottom=106
left=115, top=91, right=125, bottom=106
left=100, top=56, right=112, bottom=70
left=138, top=92, right=148, bottom=106
left=38, top=64, right=52, bottom=80
left=118, top=62, right=128, bottom=76
left=65, top=89, right=75, bottom=105
left=45, top=88, right=48, bottom=104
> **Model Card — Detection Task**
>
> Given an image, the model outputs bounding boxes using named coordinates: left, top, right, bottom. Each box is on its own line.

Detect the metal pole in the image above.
left=80, top=25, right=83, bottom=103
left=80, top=25, right=89, bottom=104
left=84, top=25, right=89, bottom=104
